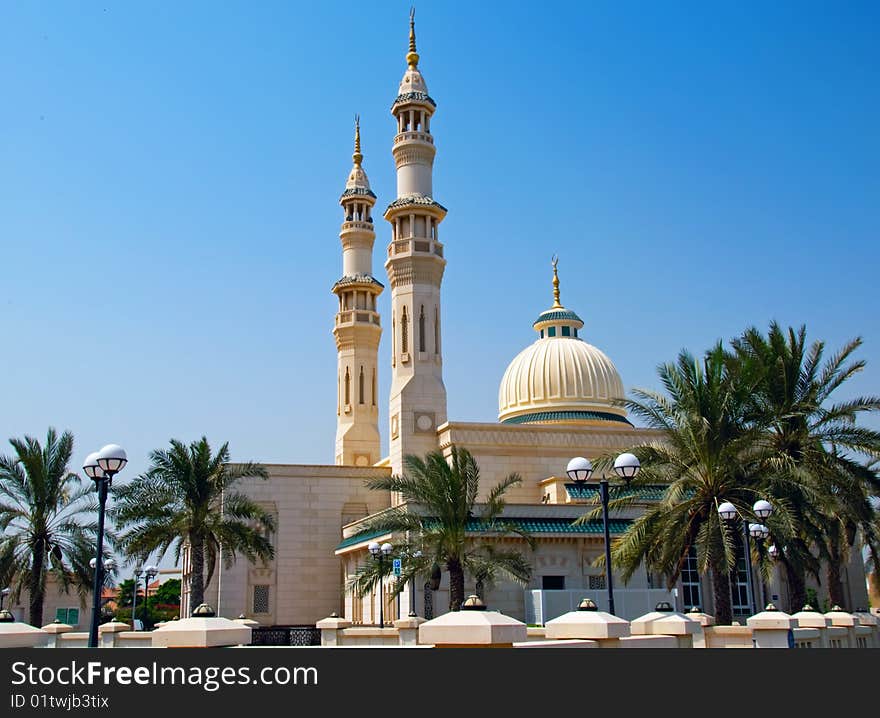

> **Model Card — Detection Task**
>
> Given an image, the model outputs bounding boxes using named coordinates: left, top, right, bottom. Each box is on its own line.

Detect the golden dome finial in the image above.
left=407, top=7, right=420, bottom=68
left=551, top=255, right=562, bottom=308
left=352, top=114, right=362, bottom=166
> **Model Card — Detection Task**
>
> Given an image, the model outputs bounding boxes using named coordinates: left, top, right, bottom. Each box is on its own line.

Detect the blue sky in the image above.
left=1, top=0, right=878, bottom=492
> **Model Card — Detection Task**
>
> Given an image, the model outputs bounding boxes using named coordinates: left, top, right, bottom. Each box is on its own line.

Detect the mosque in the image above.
left=184, top=13, right=870, bottom=626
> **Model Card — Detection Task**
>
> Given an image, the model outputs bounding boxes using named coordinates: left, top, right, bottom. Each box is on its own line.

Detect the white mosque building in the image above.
left=186, top=14, right=870, bottom=626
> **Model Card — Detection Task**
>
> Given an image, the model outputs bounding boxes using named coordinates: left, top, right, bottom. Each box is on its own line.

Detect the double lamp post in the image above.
left=82, top=444, right=127, bottom=648
left=565, top=452, right=641, bottom=617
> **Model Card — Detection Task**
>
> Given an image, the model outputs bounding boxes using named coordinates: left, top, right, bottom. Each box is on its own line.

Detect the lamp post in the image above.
left=368, top=541, right=393, bottom=628
left=143, top=565, right=158, bottom=628
left=566, top=452, right=641, bottom=616
left=717, top=498, right=773, bottom=617
left=84, top=444, right=127, bottom=648
left=131, top=566, right=142, bottom=629
left=409, top=550, right=422, bottom=616
left=0, top=587, right=9, bottom=610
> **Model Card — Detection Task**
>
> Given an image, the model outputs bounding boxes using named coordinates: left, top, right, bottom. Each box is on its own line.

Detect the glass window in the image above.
left=542, top=575, right=565, bottom=590
left=561, top=326, right=571, bottom=336
left=540, top=330, right=544, bottom=338
left=574, top=328, right=578, bottom=337
left=548, top=327, right=556, bottom=337
left=681, top=546, right=703, bottom=610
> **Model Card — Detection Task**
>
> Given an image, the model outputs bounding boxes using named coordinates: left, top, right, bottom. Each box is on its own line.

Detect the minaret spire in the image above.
left=551, top=255, right=562, bottom=308
left=407, top=7, right=420, bottom=68
left=353, top=114, right=362, bottom=166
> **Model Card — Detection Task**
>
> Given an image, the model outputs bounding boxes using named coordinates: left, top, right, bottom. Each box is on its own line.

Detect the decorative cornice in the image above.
left=392, top=91, right=436, bottom=109
left=385, top=195, right=447, bottom=214
left=331, top=274, right=385, bottom=292
left=436, top=421, right=659, bottom=452
left=532, top=309, right=584, bottom=327
left=502, top=411, right=632, bottom=427
left=340, top=187, right=377, bottom=200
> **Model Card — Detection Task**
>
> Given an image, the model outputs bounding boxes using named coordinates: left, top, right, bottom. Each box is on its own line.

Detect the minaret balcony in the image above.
left=341, top=220, right=375, bottom=233
left=335, top=310, right=382, bottom=327
left=387, top=238, right=444, bottom=259
left=393, top=131, right=434, bottom=146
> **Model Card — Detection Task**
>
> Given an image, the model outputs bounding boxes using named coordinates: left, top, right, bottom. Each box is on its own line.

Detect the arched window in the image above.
left=401, top=306, right=409, bottom=354
left=371, top=368, right=377, bottom=406
left=434, top=306, right=439, bottom=354
left=344, top=367, right=350, bottom=406
left=419, top=305, right=426, bottom=353
left=358, top=366, right=365, bottom=404
left=392, top=311, right=396, bottom=367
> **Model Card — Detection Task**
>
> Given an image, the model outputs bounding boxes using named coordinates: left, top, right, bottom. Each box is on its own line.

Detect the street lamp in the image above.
left=131, top=566, right=143, bottom=630
left=368, top=541, right=393, bottom=628
left=84, top=444, right=127, bottom=648
left=409, top=550, right=422, bottom=616
left=142, top=565, right=158, bottom=628
left=716, top=498, right=774, bottom=617
left=0, top=587, right=9, bottom=610
left=566, top=452, right=641, bottom=616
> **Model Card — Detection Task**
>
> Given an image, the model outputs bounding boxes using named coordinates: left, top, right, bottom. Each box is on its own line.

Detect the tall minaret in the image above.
left=333, top=117, right=383, bottom=467
left=385, top=10, right=448, bottom=475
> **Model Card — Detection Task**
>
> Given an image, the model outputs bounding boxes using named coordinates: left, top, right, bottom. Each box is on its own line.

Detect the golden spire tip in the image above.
left=407, top=7, right=419, bottom=68
left=551, top=255, right=562, bottom=308
left=352, top=114, right=362, bottom=166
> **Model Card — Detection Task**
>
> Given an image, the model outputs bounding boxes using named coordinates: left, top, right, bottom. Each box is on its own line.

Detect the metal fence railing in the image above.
left=250, top=626, right=321, bottom=646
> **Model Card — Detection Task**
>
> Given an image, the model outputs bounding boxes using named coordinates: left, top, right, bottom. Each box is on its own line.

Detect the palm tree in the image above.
left=732, top=323, right=880, bottom=608
left=0, top=428, right=104, bottom=627
left=351, top=446, right=534, bottom=613
left=113, top=437, right=274, bottom=612
left=608, top=345, right=771, bottom=625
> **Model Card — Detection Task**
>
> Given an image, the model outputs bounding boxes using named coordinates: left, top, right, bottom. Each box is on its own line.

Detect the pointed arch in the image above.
left=358, top=366, right=365, bottom=404
left=401, top=305, right=409, bottom=354
left=419, top=305, right=426, bottom=353
left=344, top=366, right=351, bottom=406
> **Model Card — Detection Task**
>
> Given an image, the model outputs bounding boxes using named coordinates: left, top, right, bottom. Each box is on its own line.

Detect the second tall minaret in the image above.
left=385, top=11, right=448, bottom=475
left=333, top=118, right=383, bottom=466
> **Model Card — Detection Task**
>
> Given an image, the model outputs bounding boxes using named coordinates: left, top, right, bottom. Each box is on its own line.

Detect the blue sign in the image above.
left=392, top=558, right=402, bottom=576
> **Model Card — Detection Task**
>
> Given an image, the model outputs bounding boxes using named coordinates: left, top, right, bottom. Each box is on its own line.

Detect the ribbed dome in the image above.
left=498, top=260, right=629, bottom=426
left=498, top=337, right=629, bottom=425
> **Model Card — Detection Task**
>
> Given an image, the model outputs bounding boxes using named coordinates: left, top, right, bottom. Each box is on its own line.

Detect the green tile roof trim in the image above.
left=533, top=309, right=584, bottom=326
left=336, top=517, right=632, bottom=549
left=385, top=195, right=448, bottom=213
left=340, top=187, right=377, bottom=200
left=501, top=411, right=632, bottom=426
left=335, top=527, right=390, bottom=551
left=391, top=91, right=436, bottom=108
left=564, top=483, right=669, bottom=501
left=331, top=274, right=385, bottom=292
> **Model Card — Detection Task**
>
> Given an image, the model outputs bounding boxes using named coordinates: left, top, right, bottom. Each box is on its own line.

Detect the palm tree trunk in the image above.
left=711, top=567, right=732, bottom=625
left=447, top=557, right=465, bottom=612
left=189, top=534, right=205, bottom=613
left=826, top=532, right=847, bottom=608
left=826, top=557, right=847, bottom=609
left=782, top=559, right=806, bottom=613
left=29, top=538, right=46, bottom=627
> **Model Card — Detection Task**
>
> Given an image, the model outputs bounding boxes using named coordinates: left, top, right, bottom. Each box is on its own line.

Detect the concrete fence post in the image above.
left=316, top=613, right=352, bottom=647
left=790, top=605, right=832, bottom=648
left=825, top=606, right=858, bottom=648
left=40, top=621, right=74, bottom=649
left=747, top=604, right=795, bottom=648
left=98, top=620, right=130, bottom=648
left=393, top=614, right=426, bottom=646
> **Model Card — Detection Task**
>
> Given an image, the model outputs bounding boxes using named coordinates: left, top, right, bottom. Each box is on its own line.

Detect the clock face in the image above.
left=416, top=414, right=433, bottom=431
